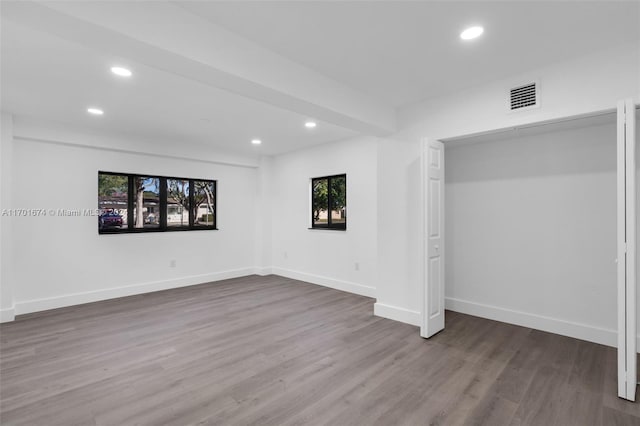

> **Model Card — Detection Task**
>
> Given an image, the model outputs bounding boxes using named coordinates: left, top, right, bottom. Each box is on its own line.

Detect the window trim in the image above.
left=310, top=173, right=347, bottom=231
left=98, top=171, right=217, bottom=234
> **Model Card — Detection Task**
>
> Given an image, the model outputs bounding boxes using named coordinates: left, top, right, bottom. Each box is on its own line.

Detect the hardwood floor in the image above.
left=1, top=275, right=638, bottom=425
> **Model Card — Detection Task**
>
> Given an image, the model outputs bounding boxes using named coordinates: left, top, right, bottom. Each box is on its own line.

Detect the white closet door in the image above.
left=617, top=98, right=637, bottom=401
left=421, top=139, right=445, bottom=338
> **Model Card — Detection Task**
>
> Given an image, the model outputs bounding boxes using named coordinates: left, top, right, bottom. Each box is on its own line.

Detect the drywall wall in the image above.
left=3, top=42, right=638, bottom=341
left=374, top=138, right=423, bottom=324
left=13, top=116, right=259, bottom=168
left=445, top=121, right=618, bottom=343
left=0, top=113, right=15, bottom=321
left=397, top=42, right=639, bottom=141
left=255, top=156, right=274, bottom=274
left=373, top=43, right=640, bottom=346
left=269, top=136, right=378, bottom=297
left=637, top=109, right=640, bottom=347
left=8, top=120, right=259, bottom=315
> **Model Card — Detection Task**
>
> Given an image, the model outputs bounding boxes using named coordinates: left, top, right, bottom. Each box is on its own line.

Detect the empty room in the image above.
left=1, top=1, right=639, bottom=425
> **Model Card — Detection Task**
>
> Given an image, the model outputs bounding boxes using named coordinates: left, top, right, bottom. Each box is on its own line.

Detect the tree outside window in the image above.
left=98, top=172, right=216, bottom=234
left=311, top=174, right=346, bottom=230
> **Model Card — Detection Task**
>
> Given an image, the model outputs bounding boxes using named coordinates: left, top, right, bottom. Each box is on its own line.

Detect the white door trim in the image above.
left=617, top=98, right=637, bottom=401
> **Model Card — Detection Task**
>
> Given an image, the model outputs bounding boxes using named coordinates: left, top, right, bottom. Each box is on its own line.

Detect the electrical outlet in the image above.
left=354, top=262, right=359, bottom=271
left=283, top=251, right=288, bottom=259
left=170, top=260, right=176, bottom=268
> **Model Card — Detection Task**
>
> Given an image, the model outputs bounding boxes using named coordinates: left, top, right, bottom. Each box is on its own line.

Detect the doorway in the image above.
left=421, top=103, right=637, bottom=400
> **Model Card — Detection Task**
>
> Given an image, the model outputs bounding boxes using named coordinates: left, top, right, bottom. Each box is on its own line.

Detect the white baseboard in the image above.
left=271, top=267, right=376, bottom=298
left=10, top=269, right=636, bottom=350
left=373, top=302, right=421, bottom=326
left=0, top=306, right=15, bottom=323
left=14, top=267, right=255, bottom=317
left=445, top=297, right=624, bottom=348
left=254, top=267, right=273, bottom=276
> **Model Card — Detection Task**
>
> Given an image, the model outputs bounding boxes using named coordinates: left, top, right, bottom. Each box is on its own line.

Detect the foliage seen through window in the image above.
left=98, top=172, right=216, bottom=233
left=312, top=174, right=346, bottom=230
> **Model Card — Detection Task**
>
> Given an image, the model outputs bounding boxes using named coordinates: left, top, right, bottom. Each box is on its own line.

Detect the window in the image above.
left=133, top=177, right=160, bottom=229
left=193, top=180, right=216, bottom=228
left=98, top=173, right=128, bottom=230
left=167, top=178, right=190, bottom=228
left=311, top=174, right=346, bottom=230
left=98, top=172, right=216, bottom=234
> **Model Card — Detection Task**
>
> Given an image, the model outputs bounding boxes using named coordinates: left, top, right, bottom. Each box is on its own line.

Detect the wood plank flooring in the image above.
left=1, top=275, right=639, bottom=425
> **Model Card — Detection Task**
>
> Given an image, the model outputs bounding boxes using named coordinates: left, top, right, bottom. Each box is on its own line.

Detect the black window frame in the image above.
left=98, top=171, right=217, bottom=234
left=310, top=173, right=347, bottom=231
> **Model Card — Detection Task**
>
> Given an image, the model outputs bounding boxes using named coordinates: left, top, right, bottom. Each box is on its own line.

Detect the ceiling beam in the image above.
left=2, top=1, right=396, bottom=136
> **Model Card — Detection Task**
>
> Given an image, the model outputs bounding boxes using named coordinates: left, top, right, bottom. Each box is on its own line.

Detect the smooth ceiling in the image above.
left=179, top=1, right=640, bottom=107
left=2, top=1, right=638, bottom=157
left=0, top=20, right=358, bottom=156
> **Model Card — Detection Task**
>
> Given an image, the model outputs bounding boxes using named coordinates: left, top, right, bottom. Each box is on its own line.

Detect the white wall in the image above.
left=254, top=156, right=273, bottom=274
left=373, top=43, right=640, bottom=346
left=7, top=120, right=259, bottom=315
left=445, top=121, right=618, bottom=344
left=269, top=136, right=378, bottom=297
left=0, top=113, right=15, bottom=321
left=2, top=42, right=638, bottom=350
left=13, top=116, right=259, bottom=168
left=397, top=42, right=640, bottom=141
left=637, top=109, right=640, bottom=348
left=374, top=138, right=423, bottom=324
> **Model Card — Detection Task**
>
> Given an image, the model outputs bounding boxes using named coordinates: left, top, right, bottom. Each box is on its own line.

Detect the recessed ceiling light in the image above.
left=251, top=139, right=262, bottom=145
left=87, top=107, right=104, bottom=115
left=460, top=26, right=484, bottom=40
left=305, top=121, right=317, bottom=129
left=110, top=66, right=132, bottom=77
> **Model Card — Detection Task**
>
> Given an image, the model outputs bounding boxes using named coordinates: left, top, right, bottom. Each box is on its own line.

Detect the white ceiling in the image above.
left=179, top=1, right=640, bottom=107
left=1, top=1, right=638, bottom=157
left=0, top=20, right=358, bottom=157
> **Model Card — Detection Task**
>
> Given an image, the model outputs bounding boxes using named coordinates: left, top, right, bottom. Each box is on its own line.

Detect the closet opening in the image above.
left=421, top=105, right=638, bottom=400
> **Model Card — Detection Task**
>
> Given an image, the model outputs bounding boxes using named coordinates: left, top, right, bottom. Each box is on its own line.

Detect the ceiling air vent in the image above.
left=510, top=82, right=538, bottom=111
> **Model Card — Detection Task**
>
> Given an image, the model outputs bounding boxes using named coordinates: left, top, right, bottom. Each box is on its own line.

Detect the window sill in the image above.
left=99, top=227, right=218, bottom=234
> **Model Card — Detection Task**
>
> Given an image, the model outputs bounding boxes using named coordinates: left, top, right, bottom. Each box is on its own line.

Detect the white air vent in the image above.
left=510, top=82, right=538, bottom=111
